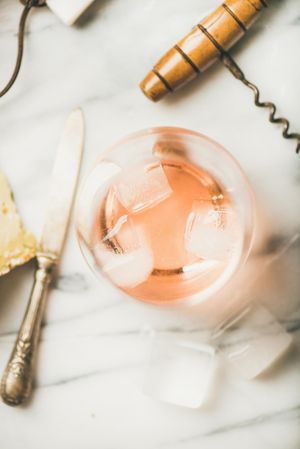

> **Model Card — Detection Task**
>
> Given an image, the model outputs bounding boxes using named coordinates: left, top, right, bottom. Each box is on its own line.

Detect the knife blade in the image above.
left=0, top=109, right=84, bottom=406
left=41, top=108, right=84, bottom=257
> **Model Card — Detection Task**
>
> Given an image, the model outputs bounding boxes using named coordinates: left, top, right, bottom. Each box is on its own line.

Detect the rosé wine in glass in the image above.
left=76, top=128, right=254, bottom=306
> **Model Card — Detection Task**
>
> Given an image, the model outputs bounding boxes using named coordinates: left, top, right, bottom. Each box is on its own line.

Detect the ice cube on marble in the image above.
left=184, top=201, right=238, bottom=261
left=215, top=303, right=293, bottom=380
left=143, top=337, right=216, bottom=409
left=115, top=164, right=172, bottom=213
left=94, top=217, right=153, bottom=288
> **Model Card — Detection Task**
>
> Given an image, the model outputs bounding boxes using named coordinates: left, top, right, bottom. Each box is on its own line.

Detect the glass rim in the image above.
left=76, top=126, right=256, bottom=307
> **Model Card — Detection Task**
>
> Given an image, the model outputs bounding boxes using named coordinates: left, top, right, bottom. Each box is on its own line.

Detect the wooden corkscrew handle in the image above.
left=140, top=0, right=268, bottom=101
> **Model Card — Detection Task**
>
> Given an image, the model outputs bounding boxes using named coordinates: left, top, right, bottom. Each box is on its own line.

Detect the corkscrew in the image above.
left=140, top=0, right=300, bottom=154
left=0, top=1, right=46, bottom=99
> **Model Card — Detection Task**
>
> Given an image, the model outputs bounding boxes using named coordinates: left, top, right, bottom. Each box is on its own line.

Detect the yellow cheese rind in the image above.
left=0, top=173, right=36, bottom=276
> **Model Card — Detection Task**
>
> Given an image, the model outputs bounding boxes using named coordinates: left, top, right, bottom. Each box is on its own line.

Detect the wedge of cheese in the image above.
left=0, top=173, right=36, bottom=276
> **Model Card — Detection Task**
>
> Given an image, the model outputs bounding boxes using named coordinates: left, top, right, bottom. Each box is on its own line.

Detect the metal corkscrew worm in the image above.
left=222, top=53, right=300, bottom=154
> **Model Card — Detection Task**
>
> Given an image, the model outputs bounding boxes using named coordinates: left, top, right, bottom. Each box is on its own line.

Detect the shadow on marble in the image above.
left=75, top=0, right=114, bottom=28
left=163, top=62, right=223, bottom=108
left=254, top=340, right=297, bottom=383
left=0, top=261, right=36, bottom=337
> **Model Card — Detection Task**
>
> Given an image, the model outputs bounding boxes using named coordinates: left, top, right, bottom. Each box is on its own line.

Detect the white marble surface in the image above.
left=1, top=0, right=300, bottom=447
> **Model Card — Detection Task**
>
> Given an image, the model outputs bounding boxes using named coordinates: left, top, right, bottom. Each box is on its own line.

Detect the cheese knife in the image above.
left=0, top=109, right=84, bottom=406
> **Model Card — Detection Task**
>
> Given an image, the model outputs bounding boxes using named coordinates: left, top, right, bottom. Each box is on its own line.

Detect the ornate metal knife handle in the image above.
left=0, top=253, right=56, bottom=406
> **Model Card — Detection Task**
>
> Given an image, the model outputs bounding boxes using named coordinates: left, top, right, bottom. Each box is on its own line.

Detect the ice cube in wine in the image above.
left=92, top=159, right=243, bottom=304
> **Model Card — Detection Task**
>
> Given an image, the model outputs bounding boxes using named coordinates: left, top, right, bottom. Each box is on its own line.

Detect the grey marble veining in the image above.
left=0, top=1, right=300, bottom=448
